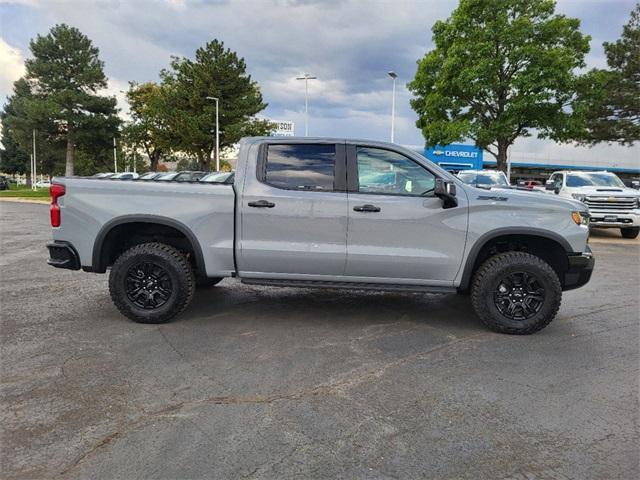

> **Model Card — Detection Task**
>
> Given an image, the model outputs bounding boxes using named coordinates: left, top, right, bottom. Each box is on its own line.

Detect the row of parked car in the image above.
left=92, top=170, right=235, bottom=184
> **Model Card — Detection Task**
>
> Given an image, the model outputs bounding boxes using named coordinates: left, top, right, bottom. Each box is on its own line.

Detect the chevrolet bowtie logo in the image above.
left=608, top=197, right=617, bottom=202
left=433, top=150, right=445, bottom=155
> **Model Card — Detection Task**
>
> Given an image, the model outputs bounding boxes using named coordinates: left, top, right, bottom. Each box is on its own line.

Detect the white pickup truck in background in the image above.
left=545, top=170, right=640, bottom=238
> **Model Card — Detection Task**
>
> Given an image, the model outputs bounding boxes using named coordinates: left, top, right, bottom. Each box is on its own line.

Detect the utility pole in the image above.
left=113, top=137, right=118, bottom=173
left=388, top=71, right=398, bottom=143
left=205, top=96, right=220, bottom=171
left=296, top=73, right=317, bottom=136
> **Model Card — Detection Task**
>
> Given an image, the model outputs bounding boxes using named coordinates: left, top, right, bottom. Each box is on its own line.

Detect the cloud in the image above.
left=0, top=0, right=638, bottom=163
left=0, top=38, right=26, bottom=101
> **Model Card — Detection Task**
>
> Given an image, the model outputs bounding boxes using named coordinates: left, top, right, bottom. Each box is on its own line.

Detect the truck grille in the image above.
left=584, top=196, right=636, bottom=211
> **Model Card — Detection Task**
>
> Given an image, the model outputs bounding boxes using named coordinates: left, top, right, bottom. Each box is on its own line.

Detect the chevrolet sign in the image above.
left=421, top=144, right=483, bottom=171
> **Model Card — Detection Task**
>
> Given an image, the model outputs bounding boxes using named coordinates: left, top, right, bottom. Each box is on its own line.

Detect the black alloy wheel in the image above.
left=125, top=262, right=173, bottom=309
left=493, top=271, right=545, bottom=321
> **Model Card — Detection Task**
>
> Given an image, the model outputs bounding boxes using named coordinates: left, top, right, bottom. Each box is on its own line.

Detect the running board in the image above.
left=240, top=278, right=455, bottom=294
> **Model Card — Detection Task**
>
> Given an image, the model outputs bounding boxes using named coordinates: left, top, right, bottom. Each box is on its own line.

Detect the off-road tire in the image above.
left=470, top=252, right=562, bottom=335
left=109, top=242, right=195, bottom=324
left=621, top=227, right=640, bottom=239
left=195, top=276, right=223, bottom=288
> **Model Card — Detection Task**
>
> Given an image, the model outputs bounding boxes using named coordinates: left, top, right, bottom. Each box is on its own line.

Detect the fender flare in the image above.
left=458, top=227, right=573, bottom=291
left=92, top=214, right=206, bottom=274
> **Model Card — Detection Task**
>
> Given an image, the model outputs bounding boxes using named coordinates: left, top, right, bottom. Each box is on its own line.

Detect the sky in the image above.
left=0, top=0, right=638, bottom=166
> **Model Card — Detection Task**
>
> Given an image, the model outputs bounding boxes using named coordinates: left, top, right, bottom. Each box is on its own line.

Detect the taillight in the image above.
left=50, top=183, right=65, bottom=227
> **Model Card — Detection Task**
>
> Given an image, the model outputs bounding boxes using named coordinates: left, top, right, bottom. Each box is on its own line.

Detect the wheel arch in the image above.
left=92, top=215, right=206, bottom=275
left=459, top=228, right=573, bottom=291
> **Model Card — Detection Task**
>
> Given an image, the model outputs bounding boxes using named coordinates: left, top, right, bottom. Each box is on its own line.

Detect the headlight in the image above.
left=572, top=193, right=586, bottom=202
left=572, top=211, right=589, bottom=226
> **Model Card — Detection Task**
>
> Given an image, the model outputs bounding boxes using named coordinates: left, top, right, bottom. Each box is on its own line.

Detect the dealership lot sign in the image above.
left=423, top=144, right=483, bottom=171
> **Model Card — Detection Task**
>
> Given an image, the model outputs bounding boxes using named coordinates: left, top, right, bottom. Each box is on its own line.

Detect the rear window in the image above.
left=265, top=144, right=335, bottom=191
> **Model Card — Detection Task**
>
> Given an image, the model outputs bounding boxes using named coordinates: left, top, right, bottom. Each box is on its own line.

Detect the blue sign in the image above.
left=421, top=144, right=483, bottom=171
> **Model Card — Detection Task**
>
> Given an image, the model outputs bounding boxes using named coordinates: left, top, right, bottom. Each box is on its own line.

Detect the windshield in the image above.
left=139, top=172, right=158, bottom=179
left=457, top=171, right=509, bottom=187
left=199, top=172, right=233, bottom=183
left=566, top=172, right=625, bottom=188
left=156, top=173, right=179, bottom=181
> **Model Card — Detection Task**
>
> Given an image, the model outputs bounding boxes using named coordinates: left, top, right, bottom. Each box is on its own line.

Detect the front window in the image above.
left=265, top=144, right=335, bottom=190
left=566, top=172, right=625, bottom=188
left=356, top=147, right=435, bottom=196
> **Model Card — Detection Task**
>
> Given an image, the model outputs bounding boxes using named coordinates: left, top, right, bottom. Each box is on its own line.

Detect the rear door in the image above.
left=345, top=145, right=467, bottom=284
left=238, top=142, right=348, bottom=277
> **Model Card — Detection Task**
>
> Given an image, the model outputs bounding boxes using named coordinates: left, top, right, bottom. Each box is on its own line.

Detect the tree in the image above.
left=574, top=4, right=639, bottom=144
left=23, top=24, right=120, bottom=175
left=160, top=40, right=272, bottom=171
left=123, top=82, right=168, bottom=171
left=408, top=0, right=591, bottom=172
left=1, top=79, right=35, bottom=175
left=0, top=123, right=29, bottom=176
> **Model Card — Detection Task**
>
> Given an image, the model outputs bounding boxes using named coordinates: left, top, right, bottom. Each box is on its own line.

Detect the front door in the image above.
left=238, top=142, right=348, bottom=277
left=345, top=145, right=467, bottom=284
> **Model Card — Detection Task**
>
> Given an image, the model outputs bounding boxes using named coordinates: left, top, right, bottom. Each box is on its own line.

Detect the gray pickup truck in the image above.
left=47, top=137, right=594, bottom=334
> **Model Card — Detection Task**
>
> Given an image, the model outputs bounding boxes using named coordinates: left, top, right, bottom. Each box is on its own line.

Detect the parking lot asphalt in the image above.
left=1, top=200, right=639, bottom=480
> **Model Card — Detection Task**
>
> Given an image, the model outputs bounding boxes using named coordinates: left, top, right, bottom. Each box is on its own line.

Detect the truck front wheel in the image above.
left=470, top=252, right=562, bottom=335
left=621, top=227, right=640, bottom=239
left=109, top=242, right=195, bottom=324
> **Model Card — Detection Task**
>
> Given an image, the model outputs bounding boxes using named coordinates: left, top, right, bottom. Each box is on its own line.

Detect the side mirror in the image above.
left=631, top=180, right=640, bottom=190
left=545, top=180, right=555, bottom=191
left=435, top=178, right=458, bottom=209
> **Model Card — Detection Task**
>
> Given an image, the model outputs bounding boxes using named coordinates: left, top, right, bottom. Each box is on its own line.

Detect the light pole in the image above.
left=113, top=137, right=118, bottom=173
left=388, top=71, right=397, bottom=143
left=296, top=73, right=316, bottom=136
left=206, top=96, right=220, bottom=171
left=32, top=129, right=37, bottom=190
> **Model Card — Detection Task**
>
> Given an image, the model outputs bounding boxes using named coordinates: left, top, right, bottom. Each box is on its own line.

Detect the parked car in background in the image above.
left=137, top=172, right=164, bottom=181
left=174, top=171, right=207, bottom=182
left=518, top=180, right=545, bottom=191
left=0, top=175, right=9, bottom=190
left=93, top=172, right=115, bottom=179
left=155, top=172, right=181, bottom=181
left=155, top=171, right=206, bottom=182
left=111, top=172, right=139, bottom=180
left=35, top=180, right=52, bottom=189
left=199, top=171, right=235, bottom=184
left=456, top=170, right=511, bottom=189
left=47, top=136, right=594, bottom=335
left=545, top=170, right=640, bottom=238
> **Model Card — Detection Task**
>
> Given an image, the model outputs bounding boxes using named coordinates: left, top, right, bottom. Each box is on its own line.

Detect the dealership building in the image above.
left=412, top=143, right=640, bottom=183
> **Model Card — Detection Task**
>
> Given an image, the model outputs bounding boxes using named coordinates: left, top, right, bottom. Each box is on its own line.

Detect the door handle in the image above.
left=248, top=200, right=276, bottom=208
left=353, top=204, right=381, bottom=212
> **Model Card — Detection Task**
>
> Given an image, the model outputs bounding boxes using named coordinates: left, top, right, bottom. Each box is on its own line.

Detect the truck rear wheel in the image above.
left=620, top=227, right=640, bottom=239
left=109, top=242, right=195, bottom=324
left=470, top=252, right=562, bottom=335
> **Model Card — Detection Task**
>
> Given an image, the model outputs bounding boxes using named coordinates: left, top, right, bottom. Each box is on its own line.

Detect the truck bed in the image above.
left=51, top=177, right=236, bottom=277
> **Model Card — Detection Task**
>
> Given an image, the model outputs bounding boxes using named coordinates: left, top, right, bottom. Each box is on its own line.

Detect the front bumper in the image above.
left=47, top=241, right=80, bottom=270
left=563, top=245, right=594, bottom=291
left=588, top=210, right=640, bottom=228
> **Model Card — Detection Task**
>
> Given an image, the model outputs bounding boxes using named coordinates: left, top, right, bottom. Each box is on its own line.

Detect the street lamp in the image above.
left=388, top=71, right=397, bottom=143
left=296, top=73, right=317, bottom=136
left=206, top=96, right=220, bottom=171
